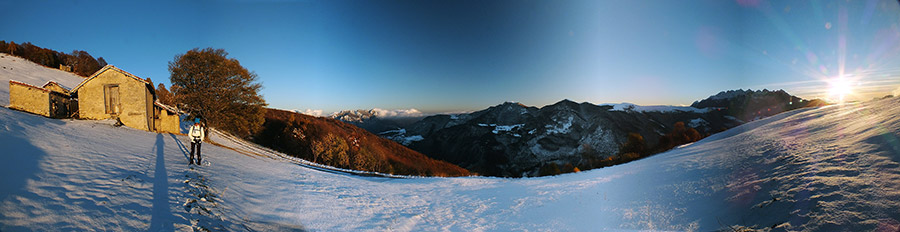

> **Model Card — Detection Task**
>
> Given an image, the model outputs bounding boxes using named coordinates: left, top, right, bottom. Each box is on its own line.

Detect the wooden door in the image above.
left=105, top=85, right=120, bottom=114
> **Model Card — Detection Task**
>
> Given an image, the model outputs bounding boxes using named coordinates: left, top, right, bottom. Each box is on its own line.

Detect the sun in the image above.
left=827, top=77, right=854, bottom=103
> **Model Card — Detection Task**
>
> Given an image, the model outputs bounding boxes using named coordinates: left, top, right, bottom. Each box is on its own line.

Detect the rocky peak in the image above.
left=330, top=109, right=378, bottom=123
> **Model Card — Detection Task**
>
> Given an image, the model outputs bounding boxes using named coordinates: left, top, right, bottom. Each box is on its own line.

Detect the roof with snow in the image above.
left=41, top=81, right=71, bottom=91
left=9, top=79, right=50, bottom=93
left=154, top=100, right=181, bottom=114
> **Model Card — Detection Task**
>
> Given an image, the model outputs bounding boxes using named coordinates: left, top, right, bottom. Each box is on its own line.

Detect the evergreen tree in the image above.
left=169, top=47, right=267, bottom=138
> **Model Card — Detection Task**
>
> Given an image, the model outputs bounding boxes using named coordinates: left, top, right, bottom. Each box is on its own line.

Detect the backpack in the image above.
left=191, top=126, right=202, bottom=140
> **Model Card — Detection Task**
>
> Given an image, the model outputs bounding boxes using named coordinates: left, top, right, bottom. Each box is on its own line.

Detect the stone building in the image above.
left=58, top=64, right=72, bottom=72
left=69, top=65, right=181, bottom=133
left=8, top=80, right=77, bottom=118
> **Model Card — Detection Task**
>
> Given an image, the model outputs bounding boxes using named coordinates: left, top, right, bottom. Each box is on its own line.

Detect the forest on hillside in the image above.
left=0, top=40, right=105, bottom=77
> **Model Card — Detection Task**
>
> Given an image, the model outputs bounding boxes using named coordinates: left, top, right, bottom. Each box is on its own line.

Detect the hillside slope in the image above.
left=0, top=53, right=85, bottom=106
left=253, top=109, right=470, bottom=177
left=2, top=96, right=899, bottom=231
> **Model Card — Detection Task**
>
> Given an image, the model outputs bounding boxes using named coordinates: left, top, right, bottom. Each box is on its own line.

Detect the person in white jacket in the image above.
left=189, top=118, right=205, bottom=165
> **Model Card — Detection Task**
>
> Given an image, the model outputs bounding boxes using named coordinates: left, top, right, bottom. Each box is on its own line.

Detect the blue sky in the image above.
left=3, top=0, right=899, bottom=114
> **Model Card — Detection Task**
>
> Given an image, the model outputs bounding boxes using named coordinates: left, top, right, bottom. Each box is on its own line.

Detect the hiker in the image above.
left=189, top=118, right=205, bottom=165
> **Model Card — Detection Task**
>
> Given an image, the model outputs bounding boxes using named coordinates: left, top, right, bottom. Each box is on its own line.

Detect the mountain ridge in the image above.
left=382, top=90, right=820, bottom=176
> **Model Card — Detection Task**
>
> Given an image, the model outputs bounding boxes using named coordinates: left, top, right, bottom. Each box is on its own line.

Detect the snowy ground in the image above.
left=2, top=97, right=900, bottom=231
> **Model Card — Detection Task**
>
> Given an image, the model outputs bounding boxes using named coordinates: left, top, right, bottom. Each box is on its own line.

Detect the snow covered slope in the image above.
left=0, top=53, right=85, bottom=106
left=2, top=96, right=900, bottom=230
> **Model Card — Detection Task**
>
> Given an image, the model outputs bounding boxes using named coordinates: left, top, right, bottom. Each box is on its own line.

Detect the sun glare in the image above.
left=827, top=77, right=854, bottom=103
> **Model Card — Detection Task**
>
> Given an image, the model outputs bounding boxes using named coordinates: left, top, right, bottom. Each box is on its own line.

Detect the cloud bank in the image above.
left=371, top=108, right=423, bottom=118
left=293, top=109, right=325, bottom=117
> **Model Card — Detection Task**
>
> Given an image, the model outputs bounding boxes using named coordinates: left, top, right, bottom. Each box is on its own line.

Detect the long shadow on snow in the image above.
left=0, top=136, right=48, bottom=229
left=0, top=108, right=62, bottom=198
left=170, top=133, right=191, bottom=163
left=149, top=133, right=173, bottom=231
left=0, top=108, right=57, bottom=229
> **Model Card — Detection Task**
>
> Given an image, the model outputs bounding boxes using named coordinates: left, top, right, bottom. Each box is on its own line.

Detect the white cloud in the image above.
left=293, top=109, right=324, bottom=117
left=371, top=108, right=423, bottom=118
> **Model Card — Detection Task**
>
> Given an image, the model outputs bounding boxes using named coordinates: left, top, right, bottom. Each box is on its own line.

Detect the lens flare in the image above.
left=827, top=77, right=854, bottom=103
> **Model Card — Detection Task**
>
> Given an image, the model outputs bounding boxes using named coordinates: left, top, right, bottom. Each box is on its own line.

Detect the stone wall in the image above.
left=43, top=82, right=69, bottom=95
left=155, top=107, right=182, bottom=134
left=9, top=81, right=50, bottom=117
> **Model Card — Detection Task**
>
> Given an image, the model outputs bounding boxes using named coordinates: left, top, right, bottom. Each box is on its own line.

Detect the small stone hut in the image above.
left=70, top=65, right=181, bottom=133
left=154, top=100, right=182, bottom=134
left=8, top=80, right=77, bottom=118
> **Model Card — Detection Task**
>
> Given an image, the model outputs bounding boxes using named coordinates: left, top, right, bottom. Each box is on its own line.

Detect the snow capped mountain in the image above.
left=329, top=108, right=424, bottom=121
left=293, top=108, right=424, bottom=120
left=330, top=109, right=378, bottom=122
left=328, top=108, right=427, bottom=134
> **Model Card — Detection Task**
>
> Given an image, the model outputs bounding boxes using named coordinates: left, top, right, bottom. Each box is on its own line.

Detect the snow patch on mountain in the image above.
left=688, top=118, right=709, bottom=129
left=571, top=125, right=620, bottom=158
left=399, top=135, right=424, bottom=144
left=601, top=102, right=710, bottom=113
left=379, top=128, right=424, bottom=146
left=724, top=115, right=743, bottom=123
left=478, top=123, right=525, bottom=134
left=546, top=115, right=574, bottom=134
